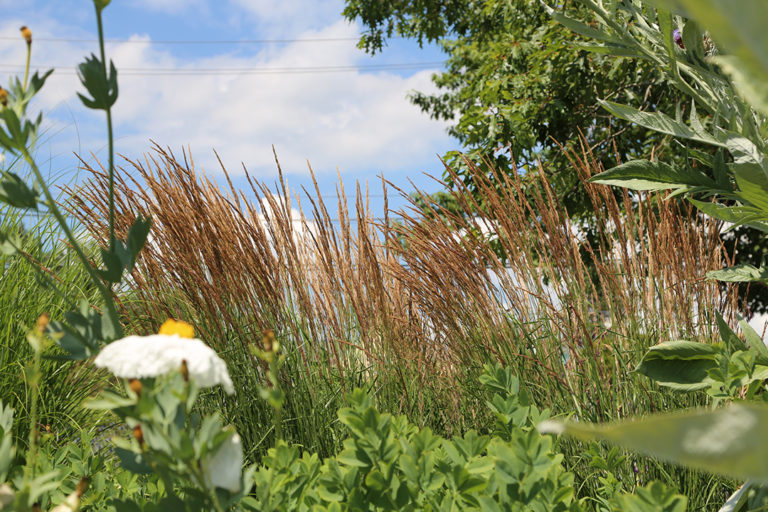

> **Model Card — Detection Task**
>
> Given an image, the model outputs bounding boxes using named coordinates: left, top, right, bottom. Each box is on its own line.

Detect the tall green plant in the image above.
left=0, top=3, right=150, bottom=362
left=542, top=1, right=768, bottom=510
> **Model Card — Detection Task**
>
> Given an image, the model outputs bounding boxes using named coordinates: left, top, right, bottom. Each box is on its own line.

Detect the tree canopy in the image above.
left=343, top=0, right=679, bottom=213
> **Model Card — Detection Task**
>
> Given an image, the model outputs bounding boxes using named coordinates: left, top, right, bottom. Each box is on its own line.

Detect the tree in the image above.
left=343, top=0, right=680, bottom=215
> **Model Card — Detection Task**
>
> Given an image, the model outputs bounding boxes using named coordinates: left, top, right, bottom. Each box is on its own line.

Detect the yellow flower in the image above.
left=158, top=318, right=194, bottom=338
left=20, top=26, right=32, bottom=45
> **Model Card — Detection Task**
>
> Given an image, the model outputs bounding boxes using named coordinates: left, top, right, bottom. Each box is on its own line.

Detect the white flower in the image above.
left=93, top=334, right=234, bottom=394
left=203, top=432, right=243, bottom=493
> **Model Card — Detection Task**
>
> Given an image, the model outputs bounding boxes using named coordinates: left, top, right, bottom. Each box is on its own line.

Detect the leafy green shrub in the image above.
left=245, top=364, right=689, bottom=511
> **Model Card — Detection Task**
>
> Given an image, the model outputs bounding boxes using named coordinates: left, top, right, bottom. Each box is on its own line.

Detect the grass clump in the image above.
left=64, top=140, right=739, bottom=507
left=0, top=203, right=109, bottom=444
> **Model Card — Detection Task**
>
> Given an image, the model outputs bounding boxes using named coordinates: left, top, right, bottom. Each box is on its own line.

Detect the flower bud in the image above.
left=0, top=87, right=7, bottom=107
left=20, top=26, right=32, bottom=45
left=262, top=329, right=276, bottom=352
left=128, top=378, right=142, bottom=396
left=133, top=425, right=144, bottom=446
left=36, top=312, right=50, bottom=334
left=180, top=359, right=189, bottom=382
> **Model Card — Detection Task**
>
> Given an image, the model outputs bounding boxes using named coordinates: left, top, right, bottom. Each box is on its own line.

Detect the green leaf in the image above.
left=114, top=447, right=152, bottom=474
left=611, top=481, right=688, bottom=512
left=0, top=108, right=31, bottom=153
left=590, top=159, right=716, bottom=191
left=0, top=230, right=20, bottom=256
left=707, top=264, right=768, bottom=283
left=737, top=318, right=768, bottom=364
left=734, top=162, right=768, bottom=213
left=717, top=310, right=747, bottom=353
left=635, top=341, right=721, bottom=390
left=539, top=402, right=768, bottom=483
left=27, top=69, right=54, bottom=98
left=689, top=199, right=768, bottom=232
left=542, top=4, right=622, bottom=44
left=599, top=100, right=724, bottom=146
left=574, top=43, right=647, bottom=59
left=78, top=54, right=118, bottom=110
left=0, top=172, right=39, bottom=209
left=84, top=390, right=136, bottom=410
left=715, top=55, right=768, bottom=116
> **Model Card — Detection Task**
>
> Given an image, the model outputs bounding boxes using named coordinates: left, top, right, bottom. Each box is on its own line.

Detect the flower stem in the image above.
left=192, top=464, right=226, bottom=512
left=21, top=149, right=122, bottom=338
left=22, top=43, right=31, bottom=92
left=271, top=358, right=282, bottom=445
left=94, top=4, right=116, bottom=253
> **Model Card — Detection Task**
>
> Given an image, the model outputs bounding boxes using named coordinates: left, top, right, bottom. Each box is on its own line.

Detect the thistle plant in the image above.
left=541, top=1, right=768, bottom=509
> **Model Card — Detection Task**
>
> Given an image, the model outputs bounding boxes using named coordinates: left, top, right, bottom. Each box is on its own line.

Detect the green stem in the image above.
left=23, top=44, right=31, bottom=92
left=270, top=358, right=282, bottom=445
left=94, top=5, right=116, bottom=253
left=192, top=464, right=227, bottom=512
left=21, top=149, right=123, bottom=337
left=25, top=349, right=41, bottom=477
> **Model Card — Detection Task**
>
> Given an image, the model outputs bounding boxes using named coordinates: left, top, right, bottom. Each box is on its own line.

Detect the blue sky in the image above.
left=2, top=0, right=456, bottom=216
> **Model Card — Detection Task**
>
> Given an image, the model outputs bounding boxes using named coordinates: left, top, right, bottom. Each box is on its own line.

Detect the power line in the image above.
left=0, top=61, right=444, bottom=76
left=0, top=36, right=366, bottom=45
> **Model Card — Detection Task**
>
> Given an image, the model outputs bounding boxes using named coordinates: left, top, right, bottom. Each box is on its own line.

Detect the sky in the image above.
left=1, top=0, right=457, bottom=217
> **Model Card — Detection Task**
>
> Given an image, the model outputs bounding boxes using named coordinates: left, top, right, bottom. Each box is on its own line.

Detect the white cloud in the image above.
left=131, top=0, right=207, bottom=14
left=1, top=8, right=452, bottom=184
left=230, top=0, right=345, bottom=34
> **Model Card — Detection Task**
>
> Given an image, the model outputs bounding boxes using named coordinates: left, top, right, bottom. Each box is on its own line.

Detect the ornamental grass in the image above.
left=68, top=142, right=737, bottom=460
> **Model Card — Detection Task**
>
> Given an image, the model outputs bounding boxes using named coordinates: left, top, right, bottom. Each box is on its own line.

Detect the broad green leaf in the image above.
left=590, top=159, right=715, bottom=191
left=539, top=403, right=768, bottom=483
left=599, top=100, right=723, bottom=146
left=707, top=264, right=768, bottom=283
left=690, top=199, right=768, bottom=233
left=0, top=231, right=20, bottom=256
left=738, top=318, right=768, bottom=364
left=635, top=341, right=721, bottom=390
left=717, top=482, right=751, bottom=512
left=716, top=55, right=768, bottom=115
left=734, top=162, right=768, bottom=213
left=114, top=447, right=152, bottom=474
left=717, top=310, right=747, bottom=353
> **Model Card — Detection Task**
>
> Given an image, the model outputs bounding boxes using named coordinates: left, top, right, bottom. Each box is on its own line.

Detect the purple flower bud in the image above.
left=673, top=29, right=685, bottom=49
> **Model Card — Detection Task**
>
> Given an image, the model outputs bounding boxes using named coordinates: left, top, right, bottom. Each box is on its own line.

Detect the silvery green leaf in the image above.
left=539, top=403, right=768, bottom=483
